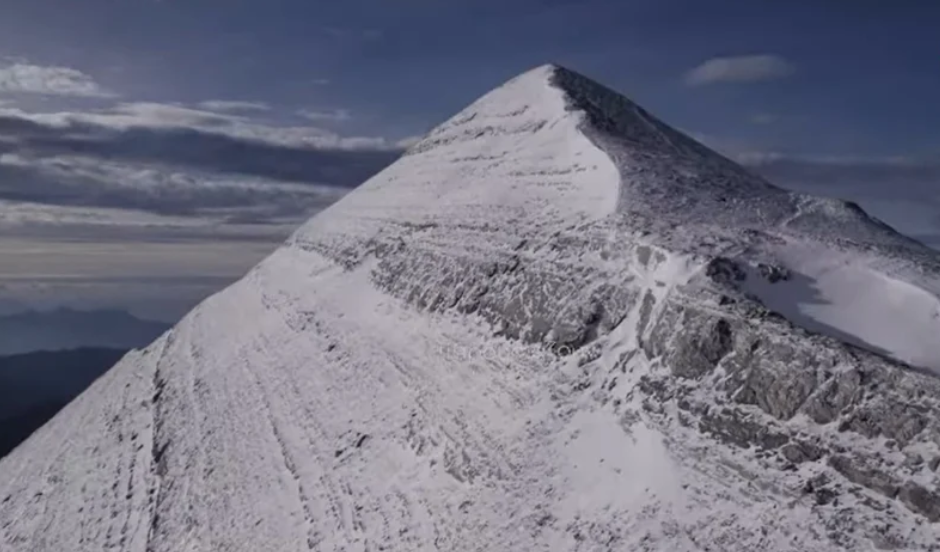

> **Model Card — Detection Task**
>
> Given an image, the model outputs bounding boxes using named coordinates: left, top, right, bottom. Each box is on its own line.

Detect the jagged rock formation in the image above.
left=1, top=64, right=939, bottom=551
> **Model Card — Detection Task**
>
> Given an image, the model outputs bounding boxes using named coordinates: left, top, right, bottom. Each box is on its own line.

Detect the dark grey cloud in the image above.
left=0, top=110, right=402, bottom=220
left=0, top=114, right=400, bottom=185
left=0, top=154, right=338, bottom=219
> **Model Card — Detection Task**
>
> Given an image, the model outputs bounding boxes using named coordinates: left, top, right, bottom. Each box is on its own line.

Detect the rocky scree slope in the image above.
left=1, top=64, right=939, bottom=551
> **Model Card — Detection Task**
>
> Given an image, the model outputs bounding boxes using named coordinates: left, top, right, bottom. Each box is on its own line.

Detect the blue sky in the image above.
left=2, top=0, right=937, bottom=155
left=0, top=0, right=937, bottom=319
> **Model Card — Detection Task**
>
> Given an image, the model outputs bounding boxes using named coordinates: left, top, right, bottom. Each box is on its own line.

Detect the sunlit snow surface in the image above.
left=740, top=242, right=940, bottom=370
left=2, top=65, right=940, bottom=551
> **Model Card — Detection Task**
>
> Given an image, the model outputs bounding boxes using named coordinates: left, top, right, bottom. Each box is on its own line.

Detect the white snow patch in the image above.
left=556, top=409, right=681, bottom=519
left=744, top=242, right=940, bottom=372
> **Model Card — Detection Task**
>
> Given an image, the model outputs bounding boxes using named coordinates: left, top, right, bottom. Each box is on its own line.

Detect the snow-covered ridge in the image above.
left=293, top=63, right=940, bottom=373
left=2, top=64, right=940, bottom=551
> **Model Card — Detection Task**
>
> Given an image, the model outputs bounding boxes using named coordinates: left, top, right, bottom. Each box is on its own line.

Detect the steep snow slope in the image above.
left=2, top=64, right=940, bottom=552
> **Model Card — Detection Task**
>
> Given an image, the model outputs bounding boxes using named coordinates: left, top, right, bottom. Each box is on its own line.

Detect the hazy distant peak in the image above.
left=0, top=308, right=170, bottom=356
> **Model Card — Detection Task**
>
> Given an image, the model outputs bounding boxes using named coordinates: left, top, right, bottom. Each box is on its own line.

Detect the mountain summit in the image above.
left=2, top=64, right=940, bottom=551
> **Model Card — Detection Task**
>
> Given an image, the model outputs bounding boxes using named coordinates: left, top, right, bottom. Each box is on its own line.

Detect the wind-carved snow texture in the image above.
left=3, top=64, right=940, bottom=551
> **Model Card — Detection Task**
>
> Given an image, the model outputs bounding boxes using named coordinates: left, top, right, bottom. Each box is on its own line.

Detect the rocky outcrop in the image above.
left=305, top=206, right=940, bottom=533
left=637, top=263, right=940, bottom=526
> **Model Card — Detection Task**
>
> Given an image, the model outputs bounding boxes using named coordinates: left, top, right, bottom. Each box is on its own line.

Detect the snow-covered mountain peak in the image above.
left=302, top=63, right=796, bottom=247
left=3, top=65, right=940, bottom=551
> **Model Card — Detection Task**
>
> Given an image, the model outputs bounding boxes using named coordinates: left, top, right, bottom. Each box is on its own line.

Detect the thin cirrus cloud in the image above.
left=0, top=62, right=117, bottom=98
left=0, top=101, right=403, bottom=167
left=297, top=108, right=353, bottom=122
left=685, top=54, right=796, bottom=86
left=750, top=113, right=777, bottom=125
left=197, top=100, right=272, bottom=113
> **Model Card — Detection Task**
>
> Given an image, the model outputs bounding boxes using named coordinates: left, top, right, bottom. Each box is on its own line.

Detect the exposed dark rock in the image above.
left=928, top=456, right=940, bottom=472
left=635, top=291, right=656, bottom=338
left=757, top=263, right=791, bottom=283
left=635, top=245, right=652, bottom=267
left=662, top=314, right=735, bottom=379
left=705, top=257, right=747, bottom=284
left=780, top=439, right=825, bottom=464
left=898, top=482, right=940, bottom=522
left=838, top=401, right=929, bottom=446
left=828, top=455, right=899, bottom=499
left=698, top=407, right=789, bottom=451
left=803, top=475, right=840, bottom=506
left=732, top=352, right=818, bottom=420
left=803, top=369, right=863, bottom=424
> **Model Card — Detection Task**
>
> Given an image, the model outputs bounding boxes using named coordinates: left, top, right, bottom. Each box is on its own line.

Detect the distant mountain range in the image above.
left=0, top=307, right=170, bottom=356
left=0, top=347, right=127, bottom=458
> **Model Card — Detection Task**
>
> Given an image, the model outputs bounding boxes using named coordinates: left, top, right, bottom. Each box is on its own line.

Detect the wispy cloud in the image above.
left=0, top=102, right=399, bottom=151
left=0, top=152, right=353, bottom=221
left=0, top=99, right=406, bottom=229
left=0, top=62, right=116, bottom=98
left=197, top=100, right=271, bottom=113
left=297, top=108, right=352, bottom=122
left=0, top=114, right=401, bottom=198
left=750, top=113, right=777, bottom=125
left=685, top=55, right=796, bottom=86
left=321, top=26, right=383, bottom=41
